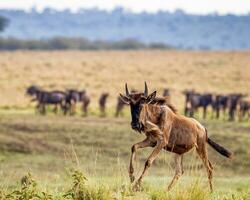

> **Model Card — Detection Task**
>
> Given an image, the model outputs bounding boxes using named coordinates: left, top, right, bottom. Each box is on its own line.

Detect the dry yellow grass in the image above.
left=0, top=50, right=250, bottom=108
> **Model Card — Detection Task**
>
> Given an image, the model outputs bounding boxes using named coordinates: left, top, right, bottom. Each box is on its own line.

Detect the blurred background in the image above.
left=0, top=1, right=249, bottom=199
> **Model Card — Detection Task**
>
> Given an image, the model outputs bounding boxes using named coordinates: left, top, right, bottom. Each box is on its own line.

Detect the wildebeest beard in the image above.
left=129, top=98, right=148, bottom=133
left=130, top=103, right=143, bottom=133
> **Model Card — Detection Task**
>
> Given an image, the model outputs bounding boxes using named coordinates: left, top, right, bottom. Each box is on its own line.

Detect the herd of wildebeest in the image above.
left=26, top=85, right=250, bottom=121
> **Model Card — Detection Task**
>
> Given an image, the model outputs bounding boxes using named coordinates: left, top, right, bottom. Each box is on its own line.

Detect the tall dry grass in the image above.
left=0, top=50, right=250, bottom=108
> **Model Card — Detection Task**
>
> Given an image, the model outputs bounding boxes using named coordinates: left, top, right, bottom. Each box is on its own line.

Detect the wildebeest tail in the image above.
left=207, top=137, right=233, bottom=159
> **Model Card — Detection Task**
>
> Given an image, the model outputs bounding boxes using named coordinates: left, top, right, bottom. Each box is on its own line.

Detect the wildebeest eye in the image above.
left=140, top=96, right=146, bottom=103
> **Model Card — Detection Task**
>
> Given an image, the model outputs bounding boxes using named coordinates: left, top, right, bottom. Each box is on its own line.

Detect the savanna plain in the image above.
left=0, top=50, right=250, bottom=199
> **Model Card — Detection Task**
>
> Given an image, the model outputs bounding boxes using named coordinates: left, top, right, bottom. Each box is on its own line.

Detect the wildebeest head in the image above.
left=79, top=90, right=87, bottom=101
left=163, top=89, right=170, bottom=97
left=26, top=85, right=41, bottom=96
left=102, top=93, right=109, bottom=98
left=182, top=89, right=196, bottom=103
left=228, top=93, right=246, bottom=109
left=120, top=82, right=156, bottom=132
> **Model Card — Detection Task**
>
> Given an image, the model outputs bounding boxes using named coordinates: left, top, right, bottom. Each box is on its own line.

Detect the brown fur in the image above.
left=120, top=83, right=232, bottom=191
left=151, top=97, right=177, bottom=113
left=129, top=101, right=232, bottom=192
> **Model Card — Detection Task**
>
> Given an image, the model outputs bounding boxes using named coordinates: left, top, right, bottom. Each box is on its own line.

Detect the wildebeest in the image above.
left=99, top=93, right=109, bottom=117
left=64, top=89, right=90, bottom=116
left=163, top=88, right=170, bottom=97
left=26, top=86, right=66, bottom=114
left=80, top=90, right=90, bottom=116
left=183, top=90, right=213, bottom=119
left=120, top=83, right=232, bottom=192
left=227, top=93, right=244, bottom=121
left=115, top=96, right=126, bottom=117
left=64, top=89, right=83, bottom=115
left=212, top=95, right=228, bottom=119
left=212, top=95, right=229, bottom=119
left=183, top=89, right=195, bottom=116
left=239, top=99, right=250, bottom=121
left=115, top=89, right=136, bottom=117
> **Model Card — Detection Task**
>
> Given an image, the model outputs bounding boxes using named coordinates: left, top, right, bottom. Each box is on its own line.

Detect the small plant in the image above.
left=4, top=173, right=53, bottom=200
left=64, top=169, right=112, bottom=200
left=64, top=169, right=88, bottom=199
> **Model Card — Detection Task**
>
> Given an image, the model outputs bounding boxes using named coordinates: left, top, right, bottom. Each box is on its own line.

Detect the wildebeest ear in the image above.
left=146, top=91, right=157, bottom=104
left=119, top=93, right=130, bottom=104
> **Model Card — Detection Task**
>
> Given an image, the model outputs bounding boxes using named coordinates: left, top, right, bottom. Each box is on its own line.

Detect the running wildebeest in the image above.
left=212, top=95, right=229, bottom=119
left=99, top=92, right=109, bottom=117
left=26, top=86, right=65, bottom=114
left=227, top=93, right=244, bottom=121
left=120, top=83, right=232, bottom=192
left=239, top=99, right=250, bottom=121
left=183, top=90, right=213, bottom=119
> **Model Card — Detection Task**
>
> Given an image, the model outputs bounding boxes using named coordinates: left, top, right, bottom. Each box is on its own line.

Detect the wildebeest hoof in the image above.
left=132, top=182, right=141, bottom=192
left=130, top=175, right=135, bottom=183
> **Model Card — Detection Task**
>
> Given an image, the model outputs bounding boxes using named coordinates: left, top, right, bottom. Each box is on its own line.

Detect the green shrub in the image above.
left=64, top=169, right=112, bottom=200
left=3, top=173, right=52, bottom=200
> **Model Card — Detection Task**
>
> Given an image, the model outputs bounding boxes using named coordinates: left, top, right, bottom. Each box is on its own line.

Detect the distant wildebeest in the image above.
left=80, top=90, right=90, bottom=116
left=183, top=90, right=195, bottom=116
left=26, top=85, right=66, bottom=114
left=163, top=88, right=170, bottom=97
left=64, top=89, right=91, bottom=116
left=120, top=83, right=232, bottom=192
left=115, top=96, right=126, bottom=117
left=99, top=92, right=109, bottom=117
left=115, top=89, right=136, bottom=117
left=64, top=89, right=83, bottom=115
left=212, top=95, right=229, bottom=119
left=239, top=99, right=250, bottom=121
left=227, top=93, right=245, bottom=121
left=183, top=90, right=213, bottom=119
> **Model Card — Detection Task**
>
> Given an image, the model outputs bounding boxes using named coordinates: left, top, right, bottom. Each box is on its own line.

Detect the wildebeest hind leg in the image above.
left=196, top=142, right=213, bottom=192
left=167, top=154, right=183, bottom=191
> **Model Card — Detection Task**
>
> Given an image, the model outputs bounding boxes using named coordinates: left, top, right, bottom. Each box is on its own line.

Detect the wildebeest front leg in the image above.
left=129, top=138, right=152, bottom=183
left=133, top=138, right=166, bottom=191
left=133, top=121, right=167, bottom=191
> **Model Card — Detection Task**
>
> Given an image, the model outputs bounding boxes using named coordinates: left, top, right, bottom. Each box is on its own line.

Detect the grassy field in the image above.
left=0, top=50, right=250, bottom=108
left=0, top=50, right=250, bottom=199
left=0, top=113, right=250, bottom=199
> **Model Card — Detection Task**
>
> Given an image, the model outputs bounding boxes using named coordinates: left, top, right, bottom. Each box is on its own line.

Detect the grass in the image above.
left=0, top=50, right=250, bottom=199
left=0, top=50, right=250, bottom=108
left=0, top=112, right=249, bottom=199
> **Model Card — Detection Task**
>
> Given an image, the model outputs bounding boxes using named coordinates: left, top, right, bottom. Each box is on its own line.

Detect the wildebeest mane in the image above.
left=150, top=97, right=178, bottom=113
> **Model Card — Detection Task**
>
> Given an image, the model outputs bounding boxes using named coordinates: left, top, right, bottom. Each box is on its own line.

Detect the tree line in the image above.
left=0, top=14, right=172, bottom=50
left=0, top=37, right=172, bottom=50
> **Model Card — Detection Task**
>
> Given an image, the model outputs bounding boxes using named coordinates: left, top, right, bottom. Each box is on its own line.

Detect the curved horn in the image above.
left=144, top=82, right=148, bottom=97
left=125, top=83, right=130, bottom=96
